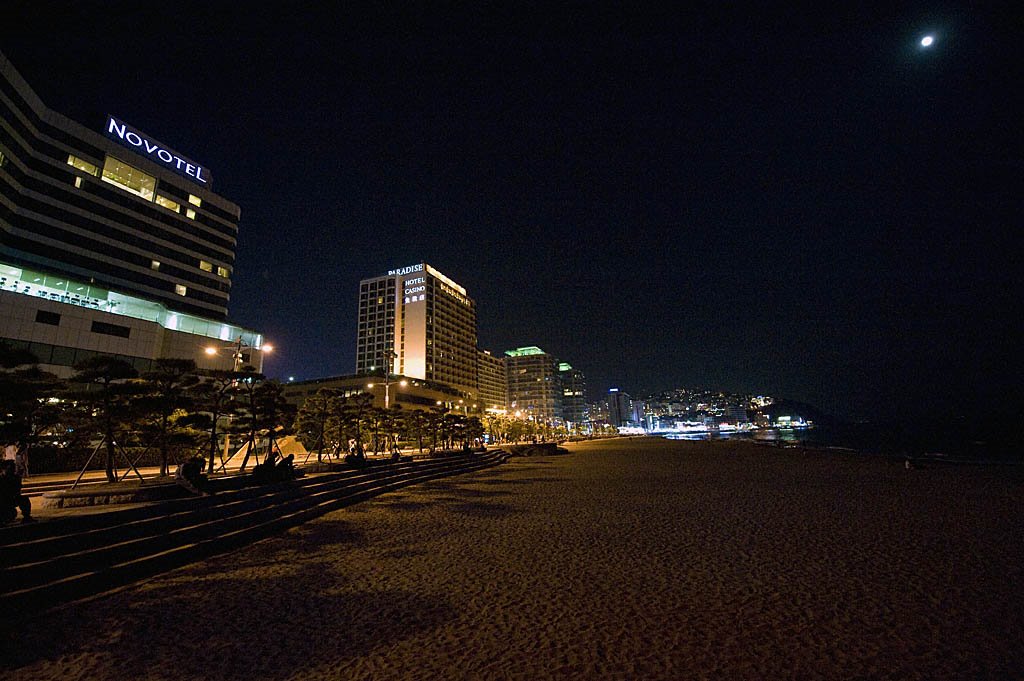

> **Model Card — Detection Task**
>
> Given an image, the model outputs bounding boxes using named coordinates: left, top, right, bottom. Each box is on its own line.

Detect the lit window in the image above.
left=151, top=260, right=161, bottom=271
left=74, top=176, right=82, bottom=188
left=0, top=149, right=5, bottom=166
left=101, top=156, right=155, bottom=200
left=155, top=194, right=181, bottom=212
left=175, top=284, right=187, bottom=296
left=188, top=194, right=202, bottom=207
left=186, top=208, right=196, bottom=220
left=217, top=266, right=230, bottom=278
left=199, top=260, right=213, bottom=272
left=67, top=154, right=99, bottom=176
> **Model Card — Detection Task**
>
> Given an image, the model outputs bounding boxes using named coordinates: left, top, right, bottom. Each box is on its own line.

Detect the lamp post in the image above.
left=383, top=351, right=398, bottom=408
left=204, top=335, right=272, bottom=372
left=202, top=336, right=273, bottom=472
left=368, top=353, right=406, bottom=409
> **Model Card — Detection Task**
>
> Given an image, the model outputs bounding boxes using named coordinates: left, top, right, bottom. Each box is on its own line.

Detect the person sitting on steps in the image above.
left=175, top=456, right=210, bottom=496
left=1, top=459, right=35, bottom=523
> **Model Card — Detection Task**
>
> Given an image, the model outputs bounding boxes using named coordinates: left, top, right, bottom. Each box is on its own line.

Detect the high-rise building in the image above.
left=607, top=388, right=632, bottom=427
left=0, top=51, right=265, bottom=376
left=356, top=263, right=478, bottom=396
left=505, top=346, right=562, bottom=424
left=1, top=53, right=237, bottom=320
left=477, top=349, right=507, bottom=412
left=558, top=362, right=587, bottom=429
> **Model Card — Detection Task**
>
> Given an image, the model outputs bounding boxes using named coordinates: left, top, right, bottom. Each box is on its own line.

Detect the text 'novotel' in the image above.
left=105, top=117, right=211, bottom=186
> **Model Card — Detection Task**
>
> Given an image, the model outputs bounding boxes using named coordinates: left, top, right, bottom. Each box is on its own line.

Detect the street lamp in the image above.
left=368, top=356, right=405, bottom=408
left=204, top=336, right=272, bottom=372
left=383, top=351, right=398, bottom=408
left=200, top=336, right=273, bottom=474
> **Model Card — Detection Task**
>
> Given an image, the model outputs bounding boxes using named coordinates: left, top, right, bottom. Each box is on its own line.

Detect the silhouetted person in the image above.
left=175, top=456, right=209, bottom=495
left=1, top=459, right=34, bottom=523
left=254, top=450, right=295, bottom=483
left=276, top=453, right=296, bottom=480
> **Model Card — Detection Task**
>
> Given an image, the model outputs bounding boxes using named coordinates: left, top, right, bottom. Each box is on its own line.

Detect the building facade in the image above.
left=356, top=263, right=478, bottom=396
left=505, top=346, right=562, bottom=425
left=0, top=51, right=264, bottom=376
left=558, top=362, right=587, bottom=429
left=607, top=388, right=632, bottom=427
left=477, top=349, right=507, bottom=412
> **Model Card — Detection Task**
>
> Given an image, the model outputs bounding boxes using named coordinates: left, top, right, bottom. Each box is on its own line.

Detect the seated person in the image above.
left=1, top=459, right=35, bottom=523
left=175, top=456, right=209, bottom=495
left=275, top=453, right=296, bottom=480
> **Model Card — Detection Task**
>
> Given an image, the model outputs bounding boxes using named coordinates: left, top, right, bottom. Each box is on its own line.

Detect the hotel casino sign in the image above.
left=104, top=116, right=212, bottom=187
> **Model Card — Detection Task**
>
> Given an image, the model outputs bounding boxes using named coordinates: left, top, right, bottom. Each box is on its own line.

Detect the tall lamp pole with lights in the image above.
left=204, top=335, right=273, bottom=372
left=384, top=351, right=398, bottom=408
left=369, top=352, right=407, bottom=409
left=202, top=336, right=273, bottom=472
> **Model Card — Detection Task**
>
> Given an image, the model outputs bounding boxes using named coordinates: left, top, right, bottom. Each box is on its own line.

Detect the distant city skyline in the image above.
left=3, top=3, right=1019, bottom=420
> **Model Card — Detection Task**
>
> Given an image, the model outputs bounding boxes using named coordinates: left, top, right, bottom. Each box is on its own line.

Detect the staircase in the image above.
left=0, top=450, right=508, bottom=613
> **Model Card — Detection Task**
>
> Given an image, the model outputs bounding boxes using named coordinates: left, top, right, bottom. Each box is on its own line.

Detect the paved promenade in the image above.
left=13, top=451, right=417, bottom=521
left=2, top=438, right=1022, bottom=680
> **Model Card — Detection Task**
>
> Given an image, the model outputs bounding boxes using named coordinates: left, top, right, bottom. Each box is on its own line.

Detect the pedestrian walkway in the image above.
left=10, top=447, right=482, bottom=523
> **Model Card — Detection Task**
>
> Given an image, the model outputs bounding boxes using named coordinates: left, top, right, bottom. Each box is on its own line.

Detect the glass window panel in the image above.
left=199, top=260, right=213, bottom=272
left=101, top=156, right=155, bottom=200
left=175, top=284, right=187, bottom=296
left=155, top=194, right=181, bottom=212
left=67, top=154, right=100, bottom=176
left=28, top=343, right=56, bottom=363
left=188, top=194, right=202, bottom=207
left=217, top=266, right=230, bottom=278
left=35, top=309, right=61, bottom=325
left=186, top=208, right=196, bottom=219
left=50, top=345, right=76, bottom=366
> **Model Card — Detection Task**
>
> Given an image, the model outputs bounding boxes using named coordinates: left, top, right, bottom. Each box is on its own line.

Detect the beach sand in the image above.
left=2, top=437, right=1023, bottom=680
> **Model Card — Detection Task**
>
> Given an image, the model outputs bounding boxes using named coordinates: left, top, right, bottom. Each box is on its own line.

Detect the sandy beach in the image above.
left=2, top=437, right=1023, bottom=680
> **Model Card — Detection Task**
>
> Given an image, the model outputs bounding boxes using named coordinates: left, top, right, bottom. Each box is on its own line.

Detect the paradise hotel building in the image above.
left=0, top=51, right=266, bottom=376
left=356, top=263, right=478, bottom=399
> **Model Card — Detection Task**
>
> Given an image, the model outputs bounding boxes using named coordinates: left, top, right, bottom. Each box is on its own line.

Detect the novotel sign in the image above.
left=104, top=116, right=211, bottom=187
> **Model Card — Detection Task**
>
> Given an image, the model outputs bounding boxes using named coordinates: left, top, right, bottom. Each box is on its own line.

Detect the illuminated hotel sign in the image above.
left=104, top=116, right=211, bottom=187
left=388, top=263, right=424, bottom=276
left=440, top=282, right=469, bottom=306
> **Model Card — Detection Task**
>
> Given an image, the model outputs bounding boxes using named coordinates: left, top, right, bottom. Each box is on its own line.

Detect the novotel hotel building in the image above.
left=356, top=263, right=479, bottom=398
left=0, top=51, right=266, bottom=375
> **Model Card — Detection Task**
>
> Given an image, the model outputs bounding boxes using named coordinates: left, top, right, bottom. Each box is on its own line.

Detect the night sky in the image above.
left=3, top=3, right=1020, bottom=420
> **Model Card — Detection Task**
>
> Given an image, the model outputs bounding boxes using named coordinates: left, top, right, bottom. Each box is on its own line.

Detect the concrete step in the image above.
left=2, top=454, right=479, bottom=544
left=4, top=454, right=497, bottom=587
left=0, top=451, right=507, bottom=613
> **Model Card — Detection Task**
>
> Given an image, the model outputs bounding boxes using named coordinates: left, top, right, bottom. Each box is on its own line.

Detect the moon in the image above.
left=921, top=35, right=934, bottom=47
